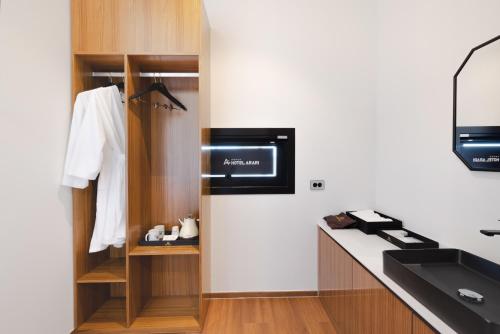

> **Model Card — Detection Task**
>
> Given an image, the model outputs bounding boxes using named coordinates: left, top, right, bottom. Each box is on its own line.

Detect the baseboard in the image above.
left=203, top=290, right=318, bottom=299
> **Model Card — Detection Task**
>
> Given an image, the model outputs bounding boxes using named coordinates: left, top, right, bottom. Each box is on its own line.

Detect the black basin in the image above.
left=383, top=249, right=500, bottom=334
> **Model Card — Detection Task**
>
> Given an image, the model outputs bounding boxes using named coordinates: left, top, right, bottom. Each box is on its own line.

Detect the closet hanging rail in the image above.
left=92, top=72, right=125, bottom=78
left=91, top=72, right=199, bottom=78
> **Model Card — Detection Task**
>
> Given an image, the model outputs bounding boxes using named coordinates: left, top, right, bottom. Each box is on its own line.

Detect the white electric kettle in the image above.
left=178, top=215, right=199, bottom=239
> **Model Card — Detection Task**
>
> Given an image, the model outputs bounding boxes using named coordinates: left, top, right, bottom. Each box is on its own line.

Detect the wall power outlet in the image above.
left=310, top=180, right=325, bottom=190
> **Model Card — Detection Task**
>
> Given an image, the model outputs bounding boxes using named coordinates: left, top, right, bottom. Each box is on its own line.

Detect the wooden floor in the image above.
left=203, top=297, right=337, bottom=334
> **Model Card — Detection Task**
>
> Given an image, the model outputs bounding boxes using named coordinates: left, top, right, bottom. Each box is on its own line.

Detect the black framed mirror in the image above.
left=453, top=35, right=500, bottom=171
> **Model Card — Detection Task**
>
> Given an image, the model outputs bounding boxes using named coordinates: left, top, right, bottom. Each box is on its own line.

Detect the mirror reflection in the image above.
left=457, top=39, right=500, bottom=127
left=454, top=35, right=500, bottom=171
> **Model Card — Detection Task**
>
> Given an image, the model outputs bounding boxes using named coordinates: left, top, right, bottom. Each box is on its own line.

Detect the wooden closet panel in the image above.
left=151, top=256, right=199, bottom=296
left=127, top=0, right=201, bottom=54
left=73, top=185, right=109, bottom=280
left=72, top=0, right=201, bottom=54
left=76, top=284, right=110, bottom=326
left=126, top=57, right=152, bottom=326
left=198, top=1, right=211, bottom=324
left=351, top=261, right=412, bottom=334
left=126, top=58, right=152, bottom=249
left=413, top=314, right=437, bottom=334
left=72, top=0, right=128, bottom=53
left=128, top=257, right=152, bottom=325
left=318, top=229, right=353, bottom=334
left=111, top=281, right=126, bottom=298
left=149, top=79, right=200, bottom=229
left=71, top=57, right=100, bottom=284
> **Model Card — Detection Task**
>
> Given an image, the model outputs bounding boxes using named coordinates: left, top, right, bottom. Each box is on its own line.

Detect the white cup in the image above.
left=153, top=225, right=165, bottom=238
left=145, top=228, right=161, bottom=241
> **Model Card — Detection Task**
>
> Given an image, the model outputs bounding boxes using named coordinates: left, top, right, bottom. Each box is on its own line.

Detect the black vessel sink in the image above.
left=383, top=249, right=500, bottom=334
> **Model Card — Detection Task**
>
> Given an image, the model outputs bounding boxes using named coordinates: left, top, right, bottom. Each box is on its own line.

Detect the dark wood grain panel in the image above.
left=413, top=313, right=438, bottom=334
left=351, top=260, right=412, bottom=334
left=127, top=257, right=152, bottom=326
left=151, top=256, right=199, bottom=298
left=76, top=297, right=127, bottom=332
left=126, top=55, right=152, bottom=251
left=318, top=228, right=353, bottom=333
left=149, top=78, right=200, bottom=230
left=318, top=228, right=415, bottom=334
left=75, top=284, right=109, bottom=328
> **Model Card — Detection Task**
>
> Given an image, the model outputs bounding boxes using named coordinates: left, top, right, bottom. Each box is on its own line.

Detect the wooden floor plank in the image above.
left=203, top=297, right=336, bottom=334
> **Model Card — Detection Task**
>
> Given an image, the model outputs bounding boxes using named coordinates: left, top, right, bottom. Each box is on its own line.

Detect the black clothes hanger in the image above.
left=104, top=75, right=124, bottom=89
left=129, top=77, right=187, bottom=111
left=105, top=81, right=125, bottom=89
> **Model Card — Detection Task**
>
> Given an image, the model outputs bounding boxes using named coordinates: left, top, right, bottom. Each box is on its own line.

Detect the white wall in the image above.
left=0, top=1, right=73, bottom=333
left=375, top=0, right=500, bottom=264
left=205, top=0, right=377, bottom=292
left=2, top=0, right=500, bottom=330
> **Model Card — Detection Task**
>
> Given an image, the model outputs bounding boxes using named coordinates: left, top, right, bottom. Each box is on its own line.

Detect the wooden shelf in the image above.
left=130, top=316, right=200, bottom=332
left=76, top=298, right=126, bottom=332
left=129, top=245, right=200, bottom=256
left=77, top=258, right=126, bottom=284
left=130, top=296, right=200, bottom=332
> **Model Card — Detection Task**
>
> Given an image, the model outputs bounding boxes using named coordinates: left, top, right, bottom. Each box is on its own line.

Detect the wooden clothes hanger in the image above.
left=128, top=76, right=187, bottom=111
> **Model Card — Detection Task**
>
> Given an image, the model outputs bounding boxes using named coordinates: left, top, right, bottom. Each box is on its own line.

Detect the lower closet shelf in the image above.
left=130, top=296, right=200, bottom=332
left=130, top=315, right=200, bottom=332
left=77, top=258, right=126, bottom=283
left=77, top=298, right=126, bottom=332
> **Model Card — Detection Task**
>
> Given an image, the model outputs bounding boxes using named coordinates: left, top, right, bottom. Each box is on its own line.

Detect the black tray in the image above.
left=138, top=235, right=199, bottom=247
left=346, top=211, right=402, bottom=234
left=377, top=228, right=439, bottom=249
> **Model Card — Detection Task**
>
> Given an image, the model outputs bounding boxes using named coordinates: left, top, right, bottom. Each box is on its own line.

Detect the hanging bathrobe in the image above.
left=63, top=86, right=125, bottom=253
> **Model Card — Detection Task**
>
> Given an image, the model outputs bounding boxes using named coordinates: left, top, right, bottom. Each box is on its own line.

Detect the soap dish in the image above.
left=377, top=229, right=439, bottom=249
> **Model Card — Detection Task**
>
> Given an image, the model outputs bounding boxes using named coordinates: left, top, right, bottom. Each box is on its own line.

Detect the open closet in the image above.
left=70, top=1, right=211, bottom=333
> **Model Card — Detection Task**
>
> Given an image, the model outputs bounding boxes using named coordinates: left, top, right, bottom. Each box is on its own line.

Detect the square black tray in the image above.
left=346, top=211, right=403, bottom=234
left=138, top=235, right=199, bottom=247
left=377, top=229, right=439, bottom=249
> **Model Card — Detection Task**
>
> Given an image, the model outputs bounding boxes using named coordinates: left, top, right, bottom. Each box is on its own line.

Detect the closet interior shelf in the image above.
left=129, top=245, right=200, bottom=256
left=76, top=258, right=126, bottom=284
left=91, top=71, right=199, bottom=78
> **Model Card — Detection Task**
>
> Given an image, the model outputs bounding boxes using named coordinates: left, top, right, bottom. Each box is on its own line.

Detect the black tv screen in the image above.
left=203, top=128, right=295, bottom=194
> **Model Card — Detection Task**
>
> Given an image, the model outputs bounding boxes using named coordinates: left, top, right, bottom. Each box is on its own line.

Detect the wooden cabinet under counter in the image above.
left=318, top=227, right=436, bottom=334
left=318, top=228, right=353, bottom=333
left=413, top=314, right=438, bottom=334
left=351, top=260, right=412, bottom=333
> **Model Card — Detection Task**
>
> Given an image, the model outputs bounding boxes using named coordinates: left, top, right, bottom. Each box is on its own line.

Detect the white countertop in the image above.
left=318, top=220, right=456, bottom=334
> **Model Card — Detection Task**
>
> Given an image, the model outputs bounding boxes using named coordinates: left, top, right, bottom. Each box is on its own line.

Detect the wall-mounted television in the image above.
left=203, top=128, right=295, bottom=195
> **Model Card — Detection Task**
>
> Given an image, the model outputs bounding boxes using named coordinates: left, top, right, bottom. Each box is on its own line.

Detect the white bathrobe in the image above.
left=63, top=86, right=125, bottom=253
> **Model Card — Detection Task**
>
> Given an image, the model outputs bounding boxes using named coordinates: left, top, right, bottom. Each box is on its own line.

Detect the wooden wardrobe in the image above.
left=70, top=1, right=211, bottom=332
